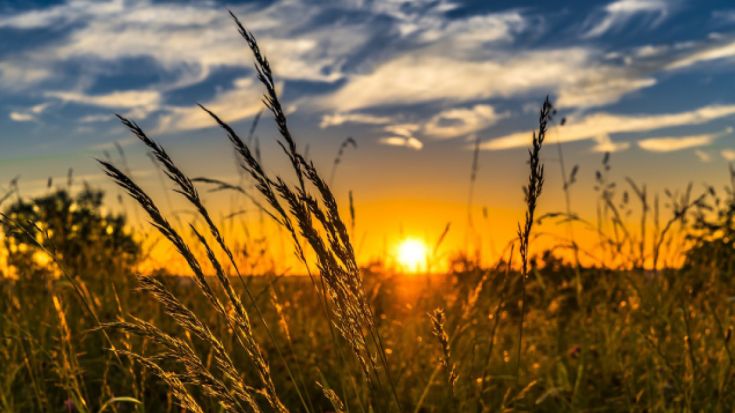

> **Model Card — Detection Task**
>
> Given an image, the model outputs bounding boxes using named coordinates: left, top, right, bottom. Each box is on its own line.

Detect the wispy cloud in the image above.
left=0, top=0, right=125, bottom=29
left=409, top=11, right=526, bottom=47
left=352, top=104, right=505, bottom=146
left=78, top=114, right=115, bottom=123
left=46, top=90, right=161, bottom=109
left=483, top=104, right=735, bottom=150
left=379, top=136, right=423, bottom=150
left=592, top=134, right=631, bottom=153
left=379, top=123, right=423, bottom=150
left=9, top=112, right=34, bottom=122
left=0, top=61, right=50, bottom=90
left=368, top=0, right=524, bottom=46
left=1, top=0, right=734, bottom=158
left=584, top=0, right=672, bottom=38
left=666, top=39, right=735, bottom=70
left=8, top=103, right=50, bottom=122
left=424, top=104, right=506, bottom=139
left=319, top=48, right=654, bottom=112
left=320, top=112, right=394, bottom=128
left=637, top=128, right=731, bottom=152
left=0, top=0, right=371, bottom=128
left=3, top=0, right=362, bottom=87
left=722, top=149, right=735, bottom=161
left=695, top=149, right=712, bottom=162
left=154, top=77, right=266, bottom=133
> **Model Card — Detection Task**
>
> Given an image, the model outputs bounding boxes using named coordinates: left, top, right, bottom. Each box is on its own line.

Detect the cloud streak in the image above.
left=637, top=128, right=731, bottom=152
left=423, top=105, right=505, bottom=139
left=483, top=104, right=735, bottom=151
left=320, top=112, right=394, bottom=128
left=318, top=48, right=655, bottom=112
left=154, top=78, right=266, bottom=133
left=378, top=123, right=423, bottom=150
left=584, top=0, right=671, bottom=38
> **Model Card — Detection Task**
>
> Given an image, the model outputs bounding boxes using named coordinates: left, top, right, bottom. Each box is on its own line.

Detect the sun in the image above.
left=396, top=238, right=428, bottom=273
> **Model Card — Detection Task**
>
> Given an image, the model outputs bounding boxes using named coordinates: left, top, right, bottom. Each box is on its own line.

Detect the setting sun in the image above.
left=396, top=238, right=428, bottom=273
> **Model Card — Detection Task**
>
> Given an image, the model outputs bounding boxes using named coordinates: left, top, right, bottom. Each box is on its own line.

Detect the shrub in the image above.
left=1, top=186, right=140, bottom=282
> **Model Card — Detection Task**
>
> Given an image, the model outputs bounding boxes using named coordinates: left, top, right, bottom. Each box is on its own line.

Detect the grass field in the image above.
left=2, top=10, right=735, bottom=413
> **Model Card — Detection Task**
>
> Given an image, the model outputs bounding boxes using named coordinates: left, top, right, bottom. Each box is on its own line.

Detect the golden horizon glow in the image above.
left=396, top=238, right=428, bottom=273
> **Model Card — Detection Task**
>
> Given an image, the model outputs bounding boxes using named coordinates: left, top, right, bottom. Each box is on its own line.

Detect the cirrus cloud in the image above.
left=584, top=0, right=672, bottom=38
left=483, top=104, right=735, bottom=151
left=318, top=48, right=655, bottom=112
left=637, top=128, right=732, bottom=152
left=423, top=104, right=506, bottom=139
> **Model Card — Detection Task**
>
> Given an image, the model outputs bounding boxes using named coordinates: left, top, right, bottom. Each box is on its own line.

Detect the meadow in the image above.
left=2, top=11, right=735, bottom=413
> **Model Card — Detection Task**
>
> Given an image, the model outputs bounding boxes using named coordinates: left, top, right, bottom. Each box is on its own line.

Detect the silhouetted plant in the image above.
left=1, top=187, right=140, bottom=282
left=685, top=178, right=735, bottom=273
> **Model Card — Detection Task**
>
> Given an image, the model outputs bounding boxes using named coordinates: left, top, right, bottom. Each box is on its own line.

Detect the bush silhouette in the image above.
left=2, top=186, right=140, bottom=282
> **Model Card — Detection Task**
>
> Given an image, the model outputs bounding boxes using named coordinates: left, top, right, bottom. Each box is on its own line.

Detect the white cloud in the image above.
left=154, top=77, right=266, bottom=133
left=483, top=104, right=735, bottom=150
left=79, top=114, right=114, bottom=123
left=319, top=48, right=654, bottom=112
left=695, top=149, right=712, bottom=162
left=30, top=103, right=50, bottom=114
left=633, top=44, right=668, bottom=58
left=0, top=0, right=385, bottom=132
left=379, top=136, right=423, bottom=150
left=27, top=1, right=358, bottom=84
left=584, top=0, right=671, bottom=38
left=320, top=112, right=394, bottom=128
left=637, top=128, right=730, bottom=152
left=385, top=123, right=419, bottom=136
left=1, top=0, right=689, bottom=132
left=46, top=90, right=161, bottom=109
left=0, top=61, right=50, bottom=90
left=9, top=112, right=34, bottom=122
left=7, top=102, right=51, bottom=122
left=378, top=122, right=423, bottom=150
left=592, top=134, right=630, bottom=153
left=412, top=12, right=527, bottom=47
left=424, top=104, right=506, bottom=139
left=722, top=149, right=735, bottom=161
left=345, top=104, right=505, bottom=147
left=556, top=71, right=655, bottom=108
left=0, top=0, right=125, bottom=29
left=366, top=0, right=526, bottom=51
left=1, top=0, right=732, bottom=141
left=0, top=0, right=376, bottom=107
left=666, top=40, right=735, bottom=71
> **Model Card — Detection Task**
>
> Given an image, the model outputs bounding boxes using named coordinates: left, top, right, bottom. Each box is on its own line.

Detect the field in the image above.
left=2, top=10, right=735, bottom=413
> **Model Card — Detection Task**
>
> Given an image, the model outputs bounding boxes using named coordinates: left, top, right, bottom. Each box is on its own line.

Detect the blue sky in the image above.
left=2, top=0, right=735, bottom=261
left=2, top=1, right=735, bottom=158
left=3, top=1, right=735, bottom=153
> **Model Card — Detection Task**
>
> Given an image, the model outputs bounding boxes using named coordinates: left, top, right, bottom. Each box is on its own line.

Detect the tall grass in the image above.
left=93, top=11, right=404, bottom=412
left=515, top=96, right=553, bottom=380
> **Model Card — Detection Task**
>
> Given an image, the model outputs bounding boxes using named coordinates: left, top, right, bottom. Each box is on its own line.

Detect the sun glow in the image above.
left=396, top=238, right=428, bottom=273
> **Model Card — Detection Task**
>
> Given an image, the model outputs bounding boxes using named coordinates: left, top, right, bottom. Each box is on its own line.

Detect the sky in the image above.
left=2, top=0, right=735, bottom=270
